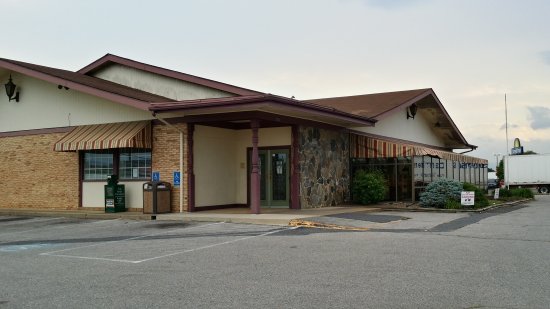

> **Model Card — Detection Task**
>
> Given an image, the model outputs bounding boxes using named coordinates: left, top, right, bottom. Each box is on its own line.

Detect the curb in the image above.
left=373, top=198, right=532, bottom=213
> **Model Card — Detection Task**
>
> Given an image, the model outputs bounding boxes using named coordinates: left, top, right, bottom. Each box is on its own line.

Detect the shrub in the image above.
left=444, top=199, right=462, bottom=209
left=352, top=169, right=388, bottom=204
left=463, top=182, right=489, bottom=208
left=419, top=179, right=462, bottom=208
left=511, top=188, right=534, bottom=198
left=497, top=188, right=534, bottom=199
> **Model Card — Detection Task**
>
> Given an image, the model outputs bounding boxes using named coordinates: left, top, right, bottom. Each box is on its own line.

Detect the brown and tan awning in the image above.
left=53, top=121, right=151, bottom=152
left=350, top=134, right=487, bottom=164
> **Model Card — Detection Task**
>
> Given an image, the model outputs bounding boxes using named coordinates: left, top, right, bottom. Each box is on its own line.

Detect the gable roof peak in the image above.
left=78, top=53, right=262, bottom=96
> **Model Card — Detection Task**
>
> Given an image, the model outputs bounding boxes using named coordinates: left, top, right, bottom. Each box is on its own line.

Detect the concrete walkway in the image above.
left=0, top=206, right=381, bottom=226
left=0, top=199, right=529, bottom=230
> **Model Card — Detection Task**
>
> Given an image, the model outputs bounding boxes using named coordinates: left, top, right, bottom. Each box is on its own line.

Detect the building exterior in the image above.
left=0, top=54, right=487, bottom=213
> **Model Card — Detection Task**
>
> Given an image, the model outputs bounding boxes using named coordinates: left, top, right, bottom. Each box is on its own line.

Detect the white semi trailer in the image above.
left=505, top=154, right=550, bottom=193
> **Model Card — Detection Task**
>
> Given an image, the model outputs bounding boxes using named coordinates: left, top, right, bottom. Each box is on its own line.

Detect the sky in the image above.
left=2, top=0, right=550, bottom=168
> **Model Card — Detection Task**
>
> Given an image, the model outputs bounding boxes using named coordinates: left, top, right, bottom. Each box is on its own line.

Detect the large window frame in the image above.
left=81, top=148, right=152, bottom=181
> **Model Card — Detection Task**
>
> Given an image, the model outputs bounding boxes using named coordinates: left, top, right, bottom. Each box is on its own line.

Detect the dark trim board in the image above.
left=0, top=126, right=72, bottom=138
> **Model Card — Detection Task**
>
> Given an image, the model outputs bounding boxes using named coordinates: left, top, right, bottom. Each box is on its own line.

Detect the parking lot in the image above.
left=1, top=199, right=549, bottom=309
left=0, top=218, right=290, bottom=264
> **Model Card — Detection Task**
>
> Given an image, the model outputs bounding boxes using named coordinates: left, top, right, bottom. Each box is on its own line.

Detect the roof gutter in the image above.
left=459, top=145, right=477, bottom=155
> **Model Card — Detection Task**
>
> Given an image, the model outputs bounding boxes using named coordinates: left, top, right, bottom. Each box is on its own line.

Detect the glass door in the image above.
left=250, top=148, right=290, bottom=208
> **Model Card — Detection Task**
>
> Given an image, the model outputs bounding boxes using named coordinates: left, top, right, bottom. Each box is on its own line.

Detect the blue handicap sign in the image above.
left=152, top=171, right=160, bottom=182
left=173, top=171, right=180, bottom=186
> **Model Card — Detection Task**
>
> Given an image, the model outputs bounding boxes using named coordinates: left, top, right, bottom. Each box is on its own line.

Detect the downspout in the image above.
left=152, top=112, right=185, bottom=213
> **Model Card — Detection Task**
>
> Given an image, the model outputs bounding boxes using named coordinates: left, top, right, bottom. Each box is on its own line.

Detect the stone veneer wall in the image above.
left=0, top=133, right=79, bottom=209
left=298, top=126, right=349, bottom=208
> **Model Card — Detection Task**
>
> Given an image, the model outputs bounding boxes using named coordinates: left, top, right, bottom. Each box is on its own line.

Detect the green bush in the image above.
left=497, top=188, right=534, bottom=199
left=352, top=170, right=388, bottom=204
left=444, top=199, right=462, bottom=209
left=419, top=179, right=462, bottom=208
left=511, top=188, right=534, bottom=198
left=463, top=182, right=489, bottom=208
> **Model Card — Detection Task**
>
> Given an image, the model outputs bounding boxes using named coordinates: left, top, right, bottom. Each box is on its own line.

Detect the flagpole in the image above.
left=505, top=94, right=510, bottom=189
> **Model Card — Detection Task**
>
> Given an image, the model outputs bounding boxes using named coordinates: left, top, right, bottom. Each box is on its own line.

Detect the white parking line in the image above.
left=40, top=224, right=297, bottom=264
left=0, top=218, right=138, bottom=239
left=40, top=222, right=223, bottom=258
left=133, top=226, right=298, bottom=264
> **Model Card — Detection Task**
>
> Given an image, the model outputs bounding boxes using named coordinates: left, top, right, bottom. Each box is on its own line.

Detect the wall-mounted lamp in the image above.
left=4, top=74, right=20, bottom=102
left=406, top=103, right=417, bottom=119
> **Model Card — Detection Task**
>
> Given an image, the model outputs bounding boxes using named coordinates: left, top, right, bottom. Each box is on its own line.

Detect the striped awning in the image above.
left=53, top=121, right=151, bottom=152
left=350, top=134, right=415, bottom=159
left=350, top=134, right=487, bottom=164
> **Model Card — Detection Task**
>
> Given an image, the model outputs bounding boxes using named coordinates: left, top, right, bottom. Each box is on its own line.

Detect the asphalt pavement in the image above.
left=0, top=197, right=548, bottom=308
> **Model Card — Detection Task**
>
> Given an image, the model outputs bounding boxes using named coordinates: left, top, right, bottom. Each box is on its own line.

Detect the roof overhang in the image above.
left=0, top=59, right=153, bottom=111
left=150, top=94, right=376, bottom=128
left=413, top=90, right=477, bottom=150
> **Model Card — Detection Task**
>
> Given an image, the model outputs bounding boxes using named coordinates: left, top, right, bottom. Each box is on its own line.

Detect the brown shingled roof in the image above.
left=0, top=58, right=171, bottom=109
left=306, top=88, right=432, bottom=119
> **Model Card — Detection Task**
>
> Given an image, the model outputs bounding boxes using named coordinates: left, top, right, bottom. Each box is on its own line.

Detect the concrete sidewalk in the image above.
left=0, top=199, right=529, bottom=230
left=0, top=206, right=381, bottom=226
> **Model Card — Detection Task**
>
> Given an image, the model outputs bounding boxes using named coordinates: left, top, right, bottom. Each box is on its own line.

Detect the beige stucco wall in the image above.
left=92, top=64, right=235, bottom=101
left=82, top=182, right=146, bottom=208
left=353, top=110, right=444, bottom=147
left=194, top=125, right=238, bottom=207
left=0, top=73, right=153, bottom=133
left=193, top=125, right=291, bottom=207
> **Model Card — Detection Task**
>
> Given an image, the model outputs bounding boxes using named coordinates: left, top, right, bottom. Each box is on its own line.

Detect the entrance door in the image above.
left=250, top=148, right=290, bottom=208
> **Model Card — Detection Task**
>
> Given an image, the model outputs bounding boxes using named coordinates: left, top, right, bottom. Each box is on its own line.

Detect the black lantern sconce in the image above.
left=406, top=103, right=417, bottom=119
left=5, top=74, right=20, bottom=102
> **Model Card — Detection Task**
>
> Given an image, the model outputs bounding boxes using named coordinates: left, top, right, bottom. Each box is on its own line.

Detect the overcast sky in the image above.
left=2, top=0, right=550, bottom=168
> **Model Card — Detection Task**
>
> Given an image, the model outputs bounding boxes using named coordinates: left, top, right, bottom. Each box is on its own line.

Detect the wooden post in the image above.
left=250, top=120, right=260, bottom=214
left=291, top=125, right=300, bottom=209
left=187, top=123, right=195, bottom=212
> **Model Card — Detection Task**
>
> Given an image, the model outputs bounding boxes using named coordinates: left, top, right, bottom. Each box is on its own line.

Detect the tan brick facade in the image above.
left=0, top=133, right=79, bottom=209
left=151, top=122, right=189, bottom=212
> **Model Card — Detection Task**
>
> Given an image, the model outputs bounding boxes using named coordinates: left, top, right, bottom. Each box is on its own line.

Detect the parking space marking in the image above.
left=0, top=218, right=136, bottom=239
left=134, top=226, right=298, bottom=264
left=40, top=223, right=297, bottom=264
left=39, top=222, right=223, bottom=260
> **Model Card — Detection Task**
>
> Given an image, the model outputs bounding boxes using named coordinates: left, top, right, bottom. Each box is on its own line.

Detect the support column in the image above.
left=250, top=120, right=260, bottom=214
left=187, top=123, right=195, bottom=212
left=290, top=125, right=301, bottom=209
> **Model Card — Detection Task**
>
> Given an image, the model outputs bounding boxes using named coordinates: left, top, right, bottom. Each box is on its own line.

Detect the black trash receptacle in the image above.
left=143, top=181, right=171, bottom=214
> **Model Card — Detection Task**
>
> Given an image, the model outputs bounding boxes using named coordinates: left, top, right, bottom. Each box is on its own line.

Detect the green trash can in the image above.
left=105, top=175, right=126, bottom=213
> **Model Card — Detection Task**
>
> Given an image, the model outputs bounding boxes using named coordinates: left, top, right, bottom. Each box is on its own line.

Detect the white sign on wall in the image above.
left=461, top=191, right=475, bottom=206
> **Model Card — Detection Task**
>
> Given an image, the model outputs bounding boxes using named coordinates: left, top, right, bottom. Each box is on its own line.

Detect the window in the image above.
left=119, top=149, right=151, bottom=180
left=82, top=149, right=151, bottom=181
left=83, top=151, right=113, bottom=180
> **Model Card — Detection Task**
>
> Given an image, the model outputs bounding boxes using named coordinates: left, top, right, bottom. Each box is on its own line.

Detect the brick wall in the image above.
left=0, top=133, right=79, bottom=209
left=151, top=123, right=189, bottom=212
